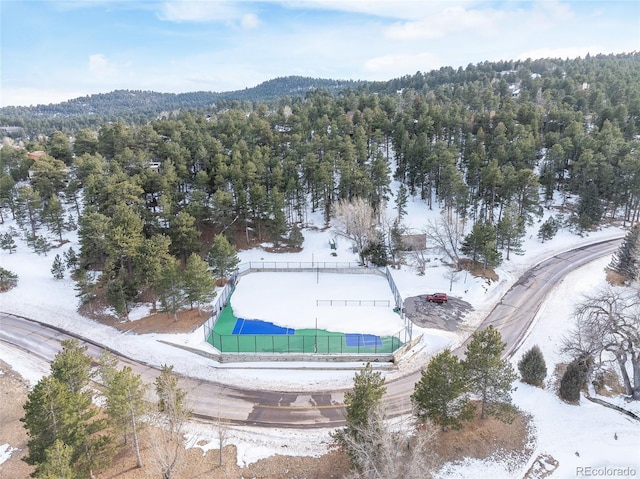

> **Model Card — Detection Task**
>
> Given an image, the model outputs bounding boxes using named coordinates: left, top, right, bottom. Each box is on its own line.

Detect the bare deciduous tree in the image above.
left=149, top=365, right=191, bottom=479
left=340, top=405, right=439, bottom=479
left=425, top=213, right=465, bottom=268
left=333, top=197, right=379, bottom=265
left=563, top=286, right=640, bottom=400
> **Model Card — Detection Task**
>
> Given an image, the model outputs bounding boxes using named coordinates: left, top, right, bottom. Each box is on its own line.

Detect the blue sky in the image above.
left=1, top=0, right=638, bottom=107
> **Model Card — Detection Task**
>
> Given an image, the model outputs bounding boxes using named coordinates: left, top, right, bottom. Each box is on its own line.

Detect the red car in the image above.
left=427, top=293, right=448, bottom=303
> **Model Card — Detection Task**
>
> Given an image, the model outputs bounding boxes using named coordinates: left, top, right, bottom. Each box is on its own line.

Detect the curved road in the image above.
left=0, top=238, right=621, bottom=428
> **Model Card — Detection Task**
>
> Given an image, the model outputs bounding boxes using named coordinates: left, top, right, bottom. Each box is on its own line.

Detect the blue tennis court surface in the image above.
left=345, top=334, right=383, bottom=347
left=232, top=318, right=295, bottom=335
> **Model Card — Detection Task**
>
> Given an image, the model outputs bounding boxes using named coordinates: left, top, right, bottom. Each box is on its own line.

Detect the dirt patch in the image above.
left=113, top=308, right=211, bottom=335
left=459, top=258, right=499, bottom=282
left=0, top=363, right=33, bottom=479
left=434, top=403, right=532, bottom=467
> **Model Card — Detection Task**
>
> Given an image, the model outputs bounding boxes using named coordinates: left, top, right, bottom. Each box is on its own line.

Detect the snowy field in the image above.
left=1, top=191, right=639, bottom=475
left=231, top=271, right=404, bottom=335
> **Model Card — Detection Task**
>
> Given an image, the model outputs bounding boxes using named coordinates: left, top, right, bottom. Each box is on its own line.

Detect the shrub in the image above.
left=0, top=266, right=18, bottom=292
left=518, top=345, right=547, bottom=387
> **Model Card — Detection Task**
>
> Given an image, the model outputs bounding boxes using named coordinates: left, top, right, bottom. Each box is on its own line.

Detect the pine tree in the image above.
left=288, top=224, right=304, bottom=248
left=559, top=355, right=592, bottom=404
left=15, top=186, right=42, bottom=236
left=395, top=184, right=408, bottom=221
left=608, top=224, right=639, bottom=281
left=207, top=234, right=240, bottom=282
left=183, top=253, right=216, bottom=314
left=156, top=257, right=185, bottom=321
left=538, top=216, right=560, bottom=242
left=576, top=181, right=603, bottom=231
left=22, top=340, right=112, bottom=478
left=461, top=221, right=502, bottom=270
left=0, top=232, right=17, bottom=253
left=51, top=254, right=65, bottom=280
left=106, top=274, right=136, bottom=320
left=74, top=268, right=95, bottom=305
left=42, top=194, right=66, bottom=242
left=0, top=266, right=18, bottom=291
left=463, top=326, right=517, bottom=420
left=169, top=210, right=201, bottom=261
left=39, top=439, right=76, bottom=479
left=332, top=363, right=386, bottom=468
left=100, top=355, right=147, bottom=470
left=63, top=247, right=79, bottom=272
left=517, top=345, right=547, bottom=387
left=411, top=349, right=474, bottom=431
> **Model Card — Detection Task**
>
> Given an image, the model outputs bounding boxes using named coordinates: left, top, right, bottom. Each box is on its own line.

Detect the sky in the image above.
left=1, top=0, right=638, bottom=107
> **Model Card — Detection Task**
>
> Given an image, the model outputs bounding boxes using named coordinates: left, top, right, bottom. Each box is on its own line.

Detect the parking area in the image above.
left=403, top=294, right=473, bottom=331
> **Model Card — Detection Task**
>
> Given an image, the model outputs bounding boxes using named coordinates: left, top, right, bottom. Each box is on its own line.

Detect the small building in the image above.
left=399, top=234, right=426, bottom=251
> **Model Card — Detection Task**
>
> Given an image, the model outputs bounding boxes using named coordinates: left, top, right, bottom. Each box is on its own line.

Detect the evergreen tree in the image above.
left=50, top=340, right=92, bottom=394
left=576, top=181, right=603, bottom=231
left=51, top=254, right=65, bottom=280
left=0, top=266, right=18, bottom=291
left=169, top=210, right=201, bottom=261
left=135, top=234, right=173, bottom=310
left=183, top=253, right=217, bottom=314
left=39, top=439, right=76, bottom=479
left=156, top=257, right=185, bottom=321
left=411, top=349, right=474, bottom=431
left=496, top=206, right=525, bottom=260
left=517, top=345, right=547, bottom=387
left=461, top=221, right=502, bottom=270
left=0, top=232, right=17, bottom=253
left=332, top=363, right=386, bottom=468
left=608, top=224, right=639, bottom=281
left=100, top=356, right=148, bottom=469
left=395, top=183, right=408, bottom=221
left=559, top=356, right=592, bottom=404
left=207, top=233, right=240, bottom=282
left=21, top=376, right=78, bottom=474
left=537, top=215, right=560, bottom=242
left=15, top=186, right=42, bottom=237
left=288, top=224, right=304, bottom=248
left=463, top=326, right=517, bottom=420
left=22, top=340, right=112, bottom=478
left=42, top=195, right=66, bottom=242
left=362, top=238, right=388, bottom=266
left=29, top=235, right=52, bottom=256
left=74, top=268, right=95, bottom=306
left=106, top=274, right=137, bottom=320
left=63, top=247, right=79, bottom=273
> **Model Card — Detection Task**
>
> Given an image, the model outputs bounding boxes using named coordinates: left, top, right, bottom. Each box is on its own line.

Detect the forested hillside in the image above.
left=1, top=52, right=639, bottom=317
left=0, top=76, right=361, bottom=136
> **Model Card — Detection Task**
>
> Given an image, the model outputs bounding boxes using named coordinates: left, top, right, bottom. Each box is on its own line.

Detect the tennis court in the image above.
left=207, top=302, right=401, bottom=354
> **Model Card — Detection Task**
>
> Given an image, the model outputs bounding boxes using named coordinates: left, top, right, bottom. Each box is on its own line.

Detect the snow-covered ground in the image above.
left=1, top=193, right=639, bottom=476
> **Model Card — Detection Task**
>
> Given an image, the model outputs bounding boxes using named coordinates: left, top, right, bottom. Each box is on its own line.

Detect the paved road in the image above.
left=0, top=238, right=621, bottom=428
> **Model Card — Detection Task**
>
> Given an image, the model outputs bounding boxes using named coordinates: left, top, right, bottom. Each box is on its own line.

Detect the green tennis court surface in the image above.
left=207, top=302, right=402, bottom=354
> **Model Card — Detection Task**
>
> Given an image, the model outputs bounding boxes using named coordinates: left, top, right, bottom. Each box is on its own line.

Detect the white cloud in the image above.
left=159, top=0, right=246, bottom=24
left=241, top=13, right=260, bottom=29
left=364, top=52, right=441, bottom=76
left=88, top=54, right=118, bottom=78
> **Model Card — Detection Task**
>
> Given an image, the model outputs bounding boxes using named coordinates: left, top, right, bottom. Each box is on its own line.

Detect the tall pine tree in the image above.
left=463, top=326, right=517, bottom=420
left=411, top=349, right=474, bottom=431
